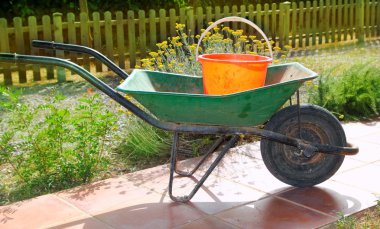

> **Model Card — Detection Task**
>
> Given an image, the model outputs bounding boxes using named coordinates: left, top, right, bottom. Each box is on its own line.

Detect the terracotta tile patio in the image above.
left=1, top=120, right=379, bottom=229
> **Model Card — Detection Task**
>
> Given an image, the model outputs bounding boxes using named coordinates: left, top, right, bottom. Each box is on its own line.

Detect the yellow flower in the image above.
left=149, top=52, right=159, bottom=58
left=249, top=35, right=256, bottom=39
left=195, top=35, right=201, bottom=39
left=273, top=46, right=282, bottom=51
left=135, top=65, right=141, bottom=69
left=213, top=26, right=220, bottom=32
left=172, top=36, right=180, bottom=42
left=284, top=45, right=292, bottom=50
left=207, top=21, right=214, bottom=25
left=222, top=26, right=230, bottom=31
left=280, top=54, right=287, bottom=59
left=175, top=23, right=185, bottom=30
left=274, top=59, right=279, bottom=63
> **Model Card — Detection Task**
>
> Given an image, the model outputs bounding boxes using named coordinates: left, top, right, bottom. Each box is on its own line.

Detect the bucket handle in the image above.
left=195, top=16, right=273, bottom=61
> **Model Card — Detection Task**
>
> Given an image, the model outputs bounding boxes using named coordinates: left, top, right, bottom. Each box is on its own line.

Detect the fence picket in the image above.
left=299, top=2, right=304, bottom=47
left=196, top=7, right=203, bottom=33
left=179, top=8, right=186, bottom=24
left=68, top=13, right=78, bottom=67
left=80, top=12, right=90, bottom=70
left=263, top=4, right=270, bottom=36
left=169, top=9, right=176, bottom=36
left=116, top=11, right=125, bottom=69
left=215, top=6, right=221, bottom=20
left=343, top=0, right=349, bottom=40
left=248, top=5, right=254, bottom=35
left=53, top=13, right=66, bottom=82
left=104, top=11, right=114, bottom=69
left=92, top=12, right=102, bottom=71
left=283, top=2, right=291, bottom=47
left=240, top=5, right=247, bottom=32
left=0, top=18, right=12, bottom=85
left=28, top=16, right=40, bottom=81
left=370, top=0, right=376, bottom=37
left=206, top=6, right=212, bottom=23
left=318, top=0, right=324, bottom=44
left=271, top=3, right=277, bottom=42
left=305, top=1, right=311, bottom=46
left=14, top=17, right=27, bottom=83
left=159, top=9, right=167, bottom=42
left=325, top=0, right=331, bottom=43
left=365, top=0, right=370, bottom=37
left=139, top=10, right=147, bottom=56
left=349, top=0, right=354, bottom=39
left=312, top=0, right=318, bottom=45
left=149, top=10, right=157, bottom=50
left=377, top=0, right=380, bottom=36
left=337, top=0, right=342, bottom=41
left=42, top=15, right=54, bottom=79
left=128, top=11, right=136, bottom=68
left=331, top=0, right=336, bottom=42
left=186, top=8, right=194, bottom=36
left=232, top=5, right=238, bottom=30
left=256, top=4, right=262, bottom=30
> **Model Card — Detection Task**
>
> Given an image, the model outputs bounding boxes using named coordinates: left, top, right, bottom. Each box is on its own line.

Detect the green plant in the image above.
left=118, top=115, right=171, bottom=163
left=336, top=212, right=356, bottom=229
left=308, top=62, right=380, bottom=121
left=137, top=22, right=290, bottom=75
left=0, top=87, right=117, bottom=203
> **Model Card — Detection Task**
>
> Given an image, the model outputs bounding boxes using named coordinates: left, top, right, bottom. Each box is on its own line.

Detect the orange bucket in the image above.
left=196, top=17, right=274, bottom=95
left=198, top=53, right=272, bottom=95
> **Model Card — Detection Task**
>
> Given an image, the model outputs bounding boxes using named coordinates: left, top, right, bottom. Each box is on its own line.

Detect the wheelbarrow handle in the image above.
left=31, top=40, right=129, bottom=80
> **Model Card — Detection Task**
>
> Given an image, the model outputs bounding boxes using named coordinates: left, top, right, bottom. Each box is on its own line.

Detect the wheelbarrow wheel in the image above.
left=260, top=104, right=346, bottom=187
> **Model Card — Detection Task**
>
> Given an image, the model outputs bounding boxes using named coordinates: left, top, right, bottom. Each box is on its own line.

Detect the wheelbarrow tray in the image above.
left=117, top=62, right=317, bottom=126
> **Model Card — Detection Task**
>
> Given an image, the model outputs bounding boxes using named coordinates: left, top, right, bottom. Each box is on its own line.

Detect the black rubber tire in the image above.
left=260, top=104, right=346, bottom=187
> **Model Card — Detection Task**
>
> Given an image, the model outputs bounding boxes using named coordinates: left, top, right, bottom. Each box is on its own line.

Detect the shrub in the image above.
left=0, top=87, right=117, bottom=203
left=308, top=63, right=380, bottom=120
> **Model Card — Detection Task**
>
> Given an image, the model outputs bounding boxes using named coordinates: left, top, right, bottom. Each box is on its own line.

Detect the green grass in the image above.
left=335, top=200, right=380, bottom=229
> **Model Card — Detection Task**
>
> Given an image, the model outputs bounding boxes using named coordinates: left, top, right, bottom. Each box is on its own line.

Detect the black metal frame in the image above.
left=0, top=40, right=359, bottom=202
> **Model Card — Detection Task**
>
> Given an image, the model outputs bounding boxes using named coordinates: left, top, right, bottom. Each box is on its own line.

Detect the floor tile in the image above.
left=175, top=216, right=239, bottom=229
left=165, top=176, right=267, bottom=215
left=332, top=163, right=380, bottom=196
left=346, top=140, right=380, bottom=163
left=218, top=162, right=294, bottom=194
left=356, top=132, right=380, bottom=146
left=276, top=181, right=378, bottom=217
left=342, top=122, right=380, bottom=139
left=46, top=216, right=112, bottom=229
left=57, top=176, right=156, bottom=214
left=215, top=196, right=336, bottom=229
left=0, top=195, right=87, bottom=229
left=336, top=157, right=366, bottom=174
left=94, top=201, right=207, bottom=229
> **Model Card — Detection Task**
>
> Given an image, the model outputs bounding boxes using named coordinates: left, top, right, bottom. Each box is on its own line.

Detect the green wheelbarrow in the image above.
left=0, top=40, right=358, bottom=202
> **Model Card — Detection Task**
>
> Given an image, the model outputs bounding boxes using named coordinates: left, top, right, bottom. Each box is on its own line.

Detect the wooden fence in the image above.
left=0, top=0, right=379, bottom=85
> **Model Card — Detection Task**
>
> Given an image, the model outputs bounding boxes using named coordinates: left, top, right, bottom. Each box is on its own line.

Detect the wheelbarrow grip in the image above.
left=31, top=40, right=129, bottom=80
left=32, top=40, right=55, bottom=49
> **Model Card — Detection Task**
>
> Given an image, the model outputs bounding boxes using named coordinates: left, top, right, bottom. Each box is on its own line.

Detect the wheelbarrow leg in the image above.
left=174, top=135, right=226, bottom=177
left=168, top=133, right=240, bottom=202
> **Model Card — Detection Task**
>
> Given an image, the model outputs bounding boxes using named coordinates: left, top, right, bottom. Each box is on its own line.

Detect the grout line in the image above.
left=173, top=215, right=242, bottom=229
left=274, top=196, right=339, bottom=219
